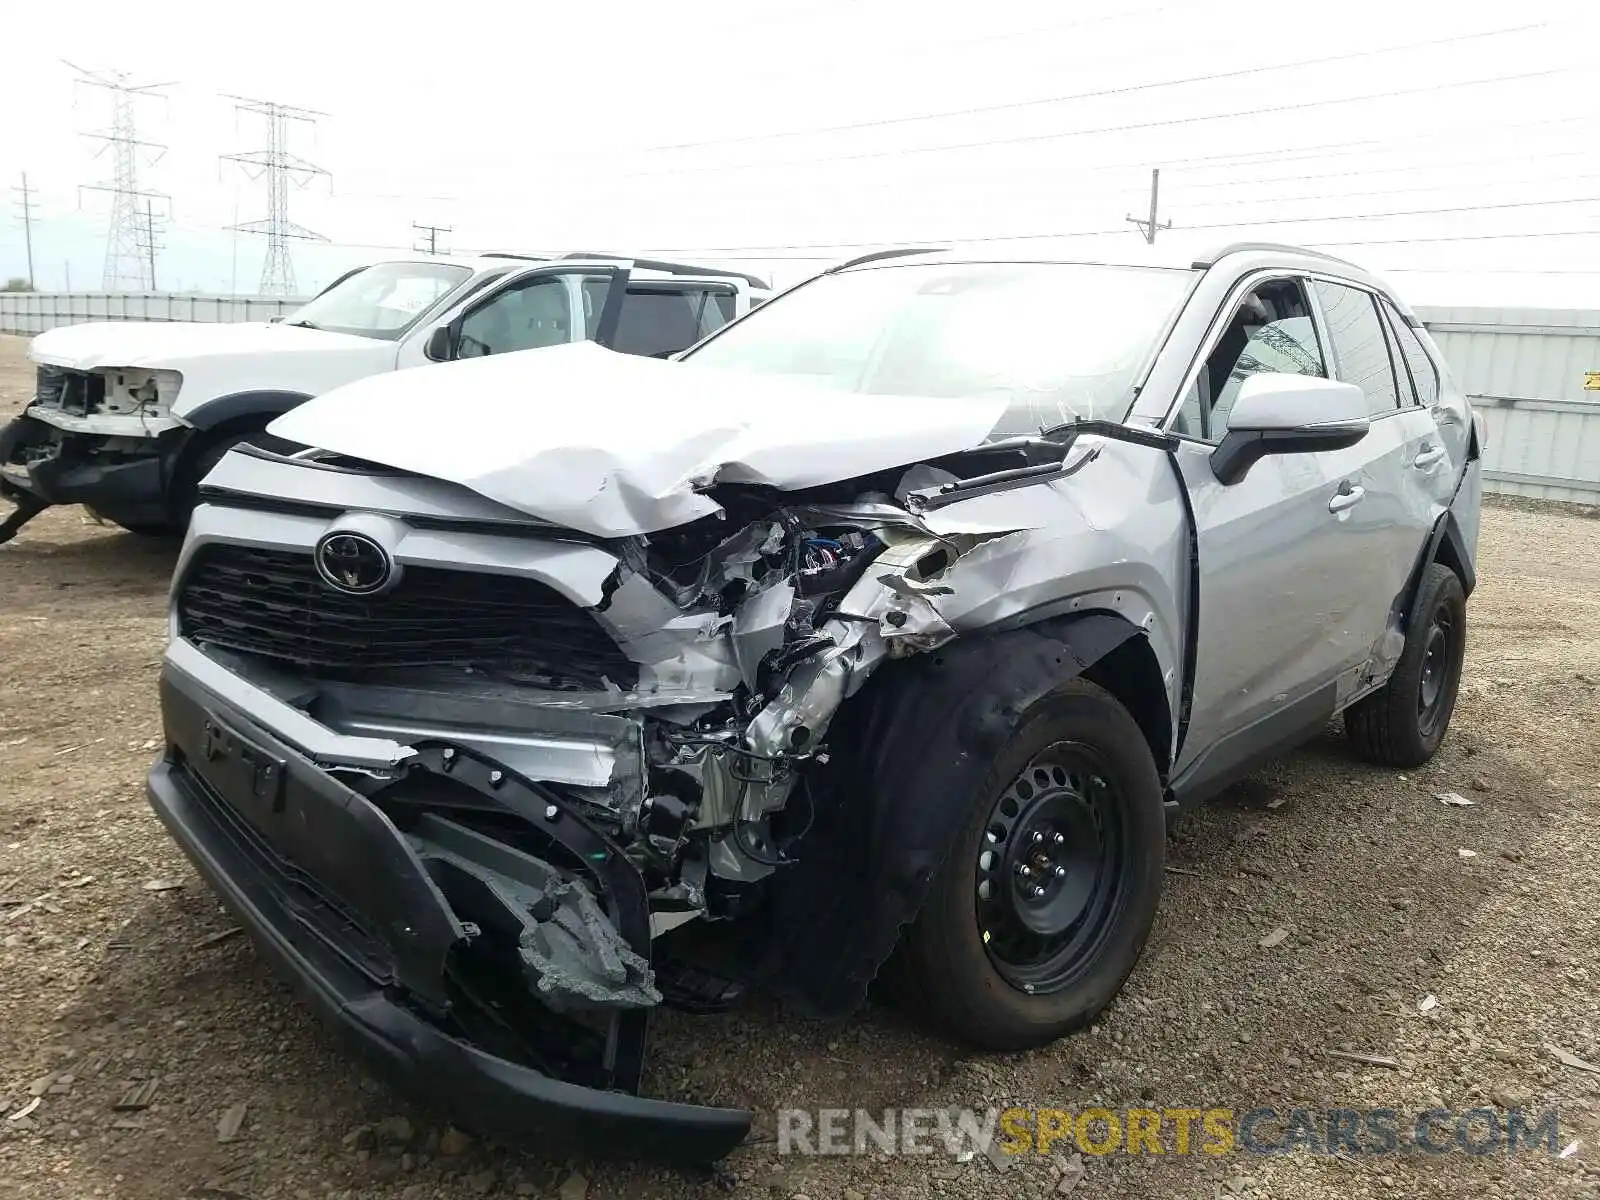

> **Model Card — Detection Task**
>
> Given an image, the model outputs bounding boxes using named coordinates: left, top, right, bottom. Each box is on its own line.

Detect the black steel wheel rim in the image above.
left=974, top=741, right=1130, bottom=994
left=1418, top=603, right=1456, bottom=737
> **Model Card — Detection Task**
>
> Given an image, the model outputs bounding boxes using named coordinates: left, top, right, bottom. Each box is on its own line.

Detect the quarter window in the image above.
left=1381, top=299, right=1440, bottom=408
left=1176, top=278, right=1326, bottom=441
left=1310, top=282, right=1401, bottom=417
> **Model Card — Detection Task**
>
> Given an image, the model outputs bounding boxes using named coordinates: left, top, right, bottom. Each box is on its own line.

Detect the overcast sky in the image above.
left=3, top=0, right=1599, bottom=305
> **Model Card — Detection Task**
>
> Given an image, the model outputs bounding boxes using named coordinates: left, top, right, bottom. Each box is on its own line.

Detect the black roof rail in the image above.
left=479, top=252, right=553, bottom=262
left=825, top=247, right=946, bottom=273
left=1191, top=242, right=1361, bottom=271
left=555, top=252, right=769, bottom=290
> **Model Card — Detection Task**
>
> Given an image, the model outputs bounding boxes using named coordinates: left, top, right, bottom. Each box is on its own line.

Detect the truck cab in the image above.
left=0, top=253, right=769, bottom=543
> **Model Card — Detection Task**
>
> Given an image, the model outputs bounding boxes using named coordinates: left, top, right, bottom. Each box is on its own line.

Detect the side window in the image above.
left=611, top=286, right=737, bottom=358
left=1380, top=299, right=1440, bottom=408
left=1175, top=278, right=1326, bottom=441
left=1309, top=282, right=1401, bottom=416
left=456, top=276, right=572, bottom=358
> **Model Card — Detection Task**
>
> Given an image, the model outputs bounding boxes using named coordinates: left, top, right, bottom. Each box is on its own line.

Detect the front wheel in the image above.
left=894, top=678, right=1167, bottom=1051
left=1344, top=562, right=1467, bottom=768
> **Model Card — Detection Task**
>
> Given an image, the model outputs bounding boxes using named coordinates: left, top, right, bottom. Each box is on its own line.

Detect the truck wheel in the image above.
left=171, top=432, right=255, bottom=527
left=894, top=678, right=1166, bottom=1051
left=1344, top=562, right=1466, bottom=768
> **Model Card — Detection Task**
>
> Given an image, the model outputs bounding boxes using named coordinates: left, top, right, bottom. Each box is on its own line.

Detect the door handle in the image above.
left=1413, top=444, right=1446, bottom=469
left=1328, top=482, right=1366, bottom=513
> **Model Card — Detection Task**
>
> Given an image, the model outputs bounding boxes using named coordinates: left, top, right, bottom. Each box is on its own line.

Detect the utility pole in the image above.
left=222, top=95, right=330, bottom=297
left=11, top=174, right=38, bottom=289
left=412, top=221, right=451, bottom=256
left=66, top=62, right=172, bottom=291
left=1126, top=168, right=1173, bottom=245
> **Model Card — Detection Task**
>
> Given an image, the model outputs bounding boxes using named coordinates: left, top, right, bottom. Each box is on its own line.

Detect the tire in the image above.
left=894, top=677, right=1167, bottom=1051
left=170, top=431, right=256, bottom=527
left=1344, top=561, right=1467, bottom=768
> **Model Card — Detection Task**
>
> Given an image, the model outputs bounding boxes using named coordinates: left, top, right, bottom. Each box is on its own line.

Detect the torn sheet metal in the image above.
left=268, top=341, right=1010, bottom=537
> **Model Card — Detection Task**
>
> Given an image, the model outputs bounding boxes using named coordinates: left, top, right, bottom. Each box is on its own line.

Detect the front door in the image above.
left=1173, top=276, right=1406, bottom=785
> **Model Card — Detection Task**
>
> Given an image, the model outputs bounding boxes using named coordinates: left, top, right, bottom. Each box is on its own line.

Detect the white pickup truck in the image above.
left=0, top=253, right=769, bottom=542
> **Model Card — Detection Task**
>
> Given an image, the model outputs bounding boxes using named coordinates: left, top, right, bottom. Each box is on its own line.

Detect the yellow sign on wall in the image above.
left=1587, top=372, right=1600, bottom=390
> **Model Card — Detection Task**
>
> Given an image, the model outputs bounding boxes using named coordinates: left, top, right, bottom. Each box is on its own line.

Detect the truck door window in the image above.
left=456, top=276, right=572, bottom=358
left=609, top=286, right=738, bottom=357
left=1176, top=278, right=1326, bottom=441
left=1309, top=282, right=1403, bottom=416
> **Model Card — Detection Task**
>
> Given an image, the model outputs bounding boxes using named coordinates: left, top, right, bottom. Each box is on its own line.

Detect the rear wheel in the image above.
left=1344, top=562, right=1467, bottom=767
left=894, top=678, right=1166, bottom=1050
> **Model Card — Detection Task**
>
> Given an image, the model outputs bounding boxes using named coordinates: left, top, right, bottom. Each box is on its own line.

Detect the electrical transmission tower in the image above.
left=412, top=222, right=452, bottom=256
left=66, top=63, right=171, bottom=291
left=222, top=96, right=330, bottom=296
left=12, top=174, right=38, bottom=288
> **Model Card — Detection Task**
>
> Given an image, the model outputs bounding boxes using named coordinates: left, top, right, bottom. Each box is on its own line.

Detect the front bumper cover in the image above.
left=146, top=658, right=753, bottom=1164
left=0, top=411, right=183, bottom=525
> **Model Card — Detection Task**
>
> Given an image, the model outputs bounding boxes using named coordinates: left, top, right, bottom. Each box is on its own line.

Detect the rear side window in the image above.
left=1380, top=300, right=1440, bottom=408
left=1310, top=282, right=1401, bottom=416
left=610, top=286, right=737, bottom=358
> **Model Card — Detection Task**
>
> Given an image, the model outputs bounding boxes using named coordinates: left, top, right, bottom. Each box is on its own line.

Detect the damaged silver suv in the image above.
left=146, top=242, right=1482, bottom=1162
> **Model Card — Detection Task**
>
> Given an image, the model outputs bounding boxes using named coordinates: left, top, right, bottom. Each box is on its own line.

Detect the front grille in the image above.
left=32, top=366, right=100, bottom=415
left=177, top=545, right=636, bottom=690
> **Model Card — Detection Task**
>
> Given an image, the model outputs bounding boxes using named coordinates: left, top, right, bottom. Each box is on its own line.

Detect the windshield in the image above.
left=287, top=262, right=472, bottom=340
left=682, top=261, right=1196, bottom=426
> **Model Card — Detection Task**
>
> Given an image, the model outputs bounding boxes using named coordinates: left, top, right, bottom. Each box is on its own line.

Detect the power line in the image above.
left=66, top=62, right=171, bottom=291
left=623, top=22, right=1551, bottom=158
left=222, top=95, right=331, bottom=296
left=11, top=174, right=37, bottom=288
left=598, top=66, right=1575, bottom=180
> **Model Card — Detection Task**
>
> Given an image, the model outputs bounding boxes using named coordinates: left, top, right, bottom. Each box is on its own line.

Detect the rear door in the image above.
left=1308, top=279, right=1442, bottom=659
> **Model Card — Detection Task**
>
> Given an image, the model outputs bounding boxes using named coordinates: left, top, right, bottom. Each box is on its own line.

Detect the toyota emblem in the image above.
left=314, top=531, right=393, bottom=595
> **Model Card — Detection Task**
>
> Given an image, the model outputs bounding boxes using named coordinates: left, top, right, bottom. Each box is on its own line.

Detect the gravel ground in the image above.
left=1, top=332, right=1597, bottom=1200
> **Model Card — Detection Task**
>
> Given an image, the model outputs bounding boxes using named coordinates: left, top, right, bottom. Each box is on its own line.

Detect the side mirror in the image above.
left=424, top=324, right=456, bottom=362
left=268, top=315, right=285, bottom=324
left=1210, top=374, right=1370, bottom=485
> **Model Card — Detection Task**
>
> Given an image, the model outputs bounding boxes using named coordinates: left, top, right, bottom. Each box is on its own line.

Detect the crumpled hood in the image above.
left=29, top=320, right=382, bottom=372
left=268, top=341, right=1009, bottom=537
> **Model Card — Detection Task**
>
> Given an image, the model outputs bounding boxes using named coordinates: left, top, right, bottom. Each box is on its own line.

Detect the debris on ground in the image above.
left=216, top=1102, right=248, bottom=1143
left=1435, top=791, right=1476, bottom=806
left=1055, top=1151, right=1087, bottom=1194
left=1546, top=1043, right=1600, bottom=1075
left=1325, top=1050, right=1401, bottom=1070
left=1457, top=848, right=1477, bottom=858
left=142, top=878, right=184, bottom=892
left=193, top=927, right=242, bottom=949
left=1258, top=926, right=1290, bottom=948
left=7, top=1097, right=42, bottom=1121
left=113, top=1079, right=160, bottom=1111
left=1419, top=994, right=1439, bottom=1013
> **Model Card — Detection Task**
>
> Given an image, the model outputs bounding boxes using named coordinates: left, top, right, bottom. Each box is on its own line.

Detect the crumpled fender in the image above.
left=762, top=612, right=1141, bottom=1018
